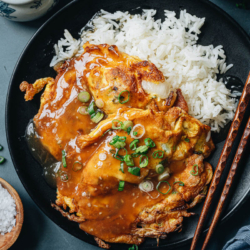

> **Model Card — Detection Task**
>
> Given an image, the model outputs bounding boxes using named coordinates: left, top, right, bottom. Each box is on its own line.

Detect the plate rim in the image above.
left=5, top=0, right=250, bottom=248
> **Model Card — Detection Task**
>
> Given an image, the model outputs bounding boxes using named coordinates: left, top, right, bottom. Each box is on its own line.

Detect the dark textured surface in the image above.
left=0, top=0, right=249, bottom=249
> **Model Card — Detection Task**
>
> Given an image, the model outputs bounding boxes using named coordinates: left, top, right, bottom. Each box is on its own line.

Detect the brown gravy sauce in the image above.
left=25, top=45, right=185, bottom=240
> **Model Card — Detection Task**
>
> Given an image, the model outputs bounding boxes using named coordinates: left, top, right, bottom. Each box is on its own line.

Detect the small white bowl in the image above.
left=0, top=0, right=58, bottom=22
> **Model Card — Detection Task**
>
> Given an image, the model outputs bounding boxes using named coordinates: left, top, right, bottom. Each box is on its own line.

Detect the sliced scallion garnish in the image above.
left=135, top=145, right=149, bottom=154
left=124, top=154, right=134, bottom=167
left=87, top=101, right=97, bottom=115
left=139, top=155, right=148, bottom=168
left=72, top=161, right=83, bottom=172
left=152, top=150, right=164, bottom=159
left=112, top=148, right=128, bottom=161
left=96, top=98, right=104, bottom=108
left=62, top=150, right=67, bottom=168
left=129, top=139, right=139, bottom=151
left=0, top=145, right=3, bottom=151
left=118, top=180, right=125, bottom=191
left=91, top=112, right=104, bottom=123
left=131, top=152, right=140, bottom=158
left=78, top=106, right=88, bottom=115
left=118, top=90, right=130, bottom=104
left=59, top=171, right=69, bottom=182
left=128, top=167, right=140, bottom=176
left=119, top=162, right=125, bottom=173
left=190, top=164, right=199, bottom=176
left=156, top=181, right=171, bottom=195
left=122, top=121, right=133, bottom=131
left=133, top=131, right=138, bottom=136
left=0, top=156, right=5, bottom=164
left=185, top=138, right=190, bottom=142
left=109, top=135, right=126, bottom=149
left=127, top=126, right=132, bottom=135
left=128, top=245, right=138, bottom=250
left=78, top=91, right=90, bottom=103
left=156, top=164, right=164, bottom=174
left=144, top=138, right=156, bottom=148
left=112, top=119, right=123, bottom=130
left=173, top=181, right=185, bottom=186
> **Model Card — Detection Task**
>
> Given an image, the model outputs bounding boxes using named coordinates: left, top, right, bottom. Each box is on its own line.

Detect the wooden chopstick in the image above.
left=201, top=116, right=250, bottom=250
left=190, top=72, right=250, bottom=250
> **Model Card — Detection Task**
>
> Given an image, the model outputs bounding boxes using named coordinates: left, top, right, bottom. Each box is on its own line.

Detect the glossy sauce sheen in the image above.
left=28, top=45, right=185, bottom=240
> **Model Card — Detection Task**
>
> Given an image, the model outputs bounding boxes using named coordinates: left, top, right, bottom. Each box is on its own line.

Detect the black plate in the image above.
left=6, top=0, right=250, bottom=249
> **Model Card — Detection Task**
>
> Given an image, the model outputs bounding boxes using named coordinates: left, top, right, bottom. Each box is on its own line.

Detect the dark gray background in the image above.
left=0, top=0, right=249, bottom=249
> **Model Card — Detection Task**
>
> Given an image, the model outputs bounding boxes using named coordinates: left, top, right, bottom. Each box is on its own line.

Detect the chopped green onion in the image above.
left=152, top=150, right=164, bottom=159
left=173, top=145, right=176, bottom=151
left=118, top=90, right=130, bottom=104
left=139, top=155, right=149, bottom=168
left=122, top=121, right=133, bottom=131
left=109, top=149, right=116, bottom=155
left=120, top=162, right=125, bottom=173
left=91, top=112, right=104, bottom=123
left=128, top=167, right=140, bottom=176
left=118, top=180, right=125, bottom=191
left=78, top=106, right=88, bottom=115
left=109, top=136, right=126, bottom=148
left=87, top=101, right=97, bottom=115
left=156, top=181, right=171, bottom=195
left=135, top=145, right=149, bottom=154
left=129, top=139, right=139, bottom=151
left=144, top=138, right=156, bottom=148
left=116, top=136, right=127, bottom=142
left=185, top=138, right=190, bottom=142
left=78, top=91, right=90, bottom=103
left=112, top=119, right=123, bottom=130
left=62, top=150, right=67, bottom=168
left=101, top=129, right=112, bottom=137
left=0, top=145, right=3, bottom=151
left=139, top=180, right=154, bottom=192
left=156, top=164, right=164, bottom=174
left=158, top=168, right=170, bottom=181
left=127, top=126, right=132, bottom=135
left=131, top=152, right=140, bottom=158
left=128, top=245, right=138, bottom=250
left=59, top=171, right=69, bottom=182
left=190, top=164, right=199, bottom=176
left=172, top=191, right=178, bottom=194
left=96, top=99, right=104, bottom=108
left=124, top=154, right=134, bottom=166
left=173, top=181, right=185, bottom=186
left=112, top=148, right=128, bottom=161
left=0, top=156, right=5, bottom=164
left=109, top=135, right=119, bottom=145
left=72, top=161, right=83, bottom=172
left=133, top=131, right=138, bottom=136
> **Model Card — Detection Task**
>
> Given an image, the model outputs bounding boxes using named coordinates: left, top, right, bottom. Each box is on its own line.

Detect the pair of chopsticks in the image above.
left=190, top=72, right=250, bottom=250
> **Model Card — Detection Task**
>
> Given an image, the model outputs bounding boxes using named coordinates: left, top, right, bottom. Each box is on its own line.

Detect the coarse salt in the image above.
left=0, top=184, right=17, bottom=235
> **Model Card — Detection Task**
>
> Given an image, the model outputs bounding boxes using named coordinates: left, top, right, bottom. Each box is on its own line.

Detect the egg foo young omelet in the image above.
left=20, top=43, right=214, bottom=248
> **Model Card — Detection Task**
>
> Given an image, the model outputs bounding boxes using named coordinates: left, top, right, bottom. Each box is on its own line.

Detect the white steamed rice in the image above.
left=50, top=9, right=240, bottom=132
